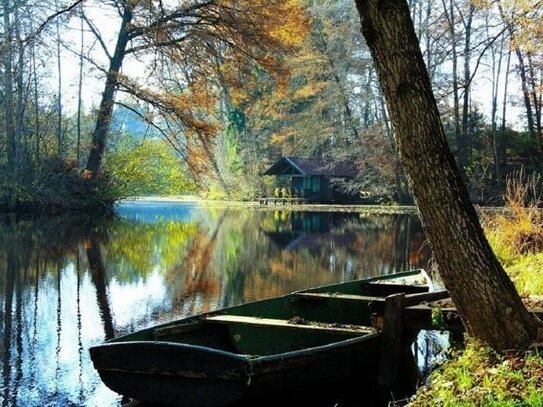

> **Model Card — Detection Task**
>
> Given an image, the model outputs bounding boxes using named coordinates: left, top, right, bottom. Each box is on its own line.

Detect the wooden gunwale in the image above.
left=204, top=314, right=376, bottom=334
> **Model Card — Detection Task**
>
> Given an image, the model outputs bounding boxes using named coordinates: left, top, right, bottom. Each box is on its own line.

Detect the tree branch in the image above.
left=127, top=0, right=216, bottom=40
left=81, top=10, right=112, bottom=61
left=125, top=35, right=189, bottom=55
left=29, top=0, right=85, bottom=42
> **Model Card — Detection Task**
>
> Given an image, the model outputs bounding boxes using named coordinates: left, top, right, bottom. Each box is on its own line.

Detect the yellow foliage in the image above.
left=292, top=81, right=329, bottom=100
left=265, top=0, right=311, bottom=47
left=495, top=0, right=543, bottom=53
left=270, top=130, right=296, bottom=145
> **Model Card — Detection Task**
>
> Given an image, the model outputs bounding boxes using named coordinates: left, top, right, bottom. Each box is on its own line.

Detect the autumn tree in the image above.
left=80, top=0, right=308, bottom=183
left=354, top=0, right=539, bottom=350
left=217, top=0, right=405, bottom=200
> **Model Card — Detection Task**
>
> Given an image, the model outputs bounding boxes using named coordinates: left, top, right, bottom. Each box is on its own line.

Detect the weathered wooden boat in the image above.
left=90, top=269, right=431, bottom=407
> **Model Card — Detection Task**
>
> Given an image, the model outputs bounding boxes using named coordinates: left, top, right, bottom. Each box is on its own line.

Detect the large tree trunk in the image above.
left=354, top=0, right=538, bottom=350
left=84, top=4, right=133, bottom=179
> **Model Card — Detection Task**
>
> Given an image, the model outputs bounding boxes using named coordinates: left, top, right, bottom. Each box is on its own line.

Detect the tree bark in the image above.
left=499, top=48, right=511, bottom=169
left=489, top=27, right=505, bottom=183
left=77, top=3, right=84, bottom=166
left=526, top=54, right=542, bottom=147
left=84, top=4, right=133, bottom=178
left=55, top=0, right=63, bottom=157
left=354, top=0, right=538, bottom=350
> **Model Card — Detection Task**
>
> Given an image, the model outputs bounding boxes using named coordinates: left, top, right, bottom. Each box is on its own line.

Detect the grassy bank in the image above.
left=409, top=340, right=543, bottom=406
left=408, top=178, right=543, bottom=406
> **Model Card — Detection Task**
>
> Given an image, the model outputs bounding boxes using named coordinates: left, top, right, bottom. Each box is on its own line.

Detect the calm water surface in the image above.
left=0, top=202, right=431, bottom=407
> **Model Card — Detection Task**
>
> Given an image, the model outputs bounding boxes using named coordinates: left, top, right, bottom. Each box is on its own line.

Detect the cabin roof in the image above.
left=262, top=156, right=357, bottom=177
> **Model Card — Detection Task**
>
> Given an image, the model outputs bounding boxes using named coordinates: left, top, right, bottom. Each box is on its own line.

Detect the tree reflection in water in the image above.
left=0, top=203, right=432, bottom=406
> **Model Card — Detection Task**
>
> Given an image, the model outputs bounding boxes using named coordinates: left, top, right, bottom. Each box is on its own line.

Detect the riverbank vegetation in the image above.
left=483, top=172, right=543, bottom=296
left=407, top=176, right=543, bottom=406
left=409, top=340, right=543, bottom=407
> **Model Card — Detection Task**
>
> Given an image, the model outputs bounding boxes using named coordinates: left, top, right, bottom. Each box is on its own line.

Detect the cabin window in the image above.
left=303, top=177, right=311, bottom=189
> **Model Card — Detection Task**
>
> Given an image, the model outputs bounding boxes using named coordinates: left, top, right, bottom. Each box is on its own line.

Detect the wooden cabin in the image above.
left=262, top=157, right=358, bottom=203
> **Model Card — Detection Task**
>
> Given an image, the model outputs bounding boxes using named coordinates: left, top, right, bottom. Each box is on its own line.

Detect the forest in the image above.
left=0, top=0, right=542, bottom=212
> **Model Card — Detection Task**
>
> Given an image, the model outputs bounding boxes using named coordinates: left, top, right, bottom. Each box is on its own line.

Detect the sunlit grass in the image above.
left=408, top=340, right=543, bottom=407
left=482, top=169, right=543, bottom=295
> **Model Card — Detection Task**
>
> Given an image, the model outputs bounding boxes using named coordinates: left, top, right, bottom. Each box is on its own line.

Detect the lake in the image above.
left=0, top=201, right=432, bottom=407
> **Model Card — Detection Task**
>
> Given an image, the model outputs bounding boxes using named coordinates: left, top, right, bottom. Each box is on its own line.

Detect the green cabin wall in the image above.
left=290, top=176, right=331, bottom=202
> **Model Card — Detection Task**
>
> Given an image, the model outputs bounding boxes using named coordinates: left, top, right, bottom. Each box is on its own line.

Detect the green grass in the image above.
left=487, top=230, right=543, bottom=296
left=408, top=340, right=543, bottom=407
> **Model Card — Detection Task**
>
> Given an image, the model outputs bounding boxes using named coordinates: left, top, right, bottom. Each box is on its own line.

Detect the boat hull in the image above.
left=91, top=334, right=379, bottom=406
left=90, top=269, right=428, bottom=406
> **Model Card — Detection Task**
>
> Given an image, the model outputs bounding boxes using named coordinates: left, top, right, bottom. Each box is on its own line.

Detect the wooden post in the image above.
left=378, top=293, right=405, bottom=387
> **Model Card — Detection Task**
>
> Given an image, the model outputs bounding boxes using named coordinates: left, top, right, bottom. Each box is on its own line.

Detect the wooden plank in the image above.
left=404, top=290, right=449, bottom=306
left=378, top=293, right=405, bottom=387
left=362, top=281, right=429, bottom=295
left=293, top=292, right=383, bottom=302
left=205, top=315, right=375, bottom=334
left=295, top=290, right=447, bottom=307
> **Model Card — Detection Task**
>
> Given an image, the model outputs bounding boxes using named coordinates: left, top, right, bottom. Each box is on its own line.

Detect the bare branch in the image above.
left=125, top=35, right=189, bottom=55
left=127, top=0, right=216, bottom=40
left=28, top=0, right=85, bottom=42
left=81, top=10, right=112, bottom=60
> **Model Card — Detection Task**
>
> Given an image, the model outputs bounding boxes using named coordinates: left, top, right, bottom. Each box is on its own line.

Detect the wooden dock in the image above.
left=258, top=197, right=307, bottom=205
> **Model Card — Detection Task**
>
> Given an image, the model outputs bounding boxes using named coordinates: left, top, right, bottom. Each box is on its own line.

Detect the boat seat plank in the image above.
left=362, top=282, right=428, bottom=292
left=293, top=292, right=381, bottom=302
left=403, top=290, right=449, bottom=306
left=205, top=315, right=375, bottom=334
left=294, top=290, right=449, bottom=305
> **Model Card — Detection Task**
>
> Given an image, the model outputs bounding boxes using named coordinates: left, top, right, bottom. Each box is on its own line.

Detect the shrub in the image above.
left=105, top=139, right=196, bottom=197
left=0, top=157, right=119, bottom=214
left=482, top=169, right=543, bottom=295
left=483, top=169, right=543, bottom=257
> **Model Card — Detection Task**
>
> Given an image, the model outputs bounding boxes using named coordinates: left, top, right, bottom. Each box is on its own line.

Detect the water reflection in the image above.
left=0, top=203, right=431, bottom=406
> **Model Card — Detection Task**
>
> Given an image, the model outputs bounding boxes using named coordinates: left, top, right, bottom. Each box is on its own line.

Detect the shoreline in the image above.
left=118, top=196, right=513, bottom=215
left=118, top=196, right=418, bottom=214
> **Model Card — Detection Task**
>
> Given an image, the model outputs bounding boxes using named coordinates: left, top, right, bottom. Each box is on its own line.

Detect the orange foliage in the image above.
left=109, top=0, right=310, bottom=184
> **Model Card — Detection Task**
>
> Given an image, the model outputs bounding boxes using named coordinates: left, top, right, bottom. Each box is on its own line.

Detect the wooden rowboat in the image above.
left=90, top=269, right=431, bottom=407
